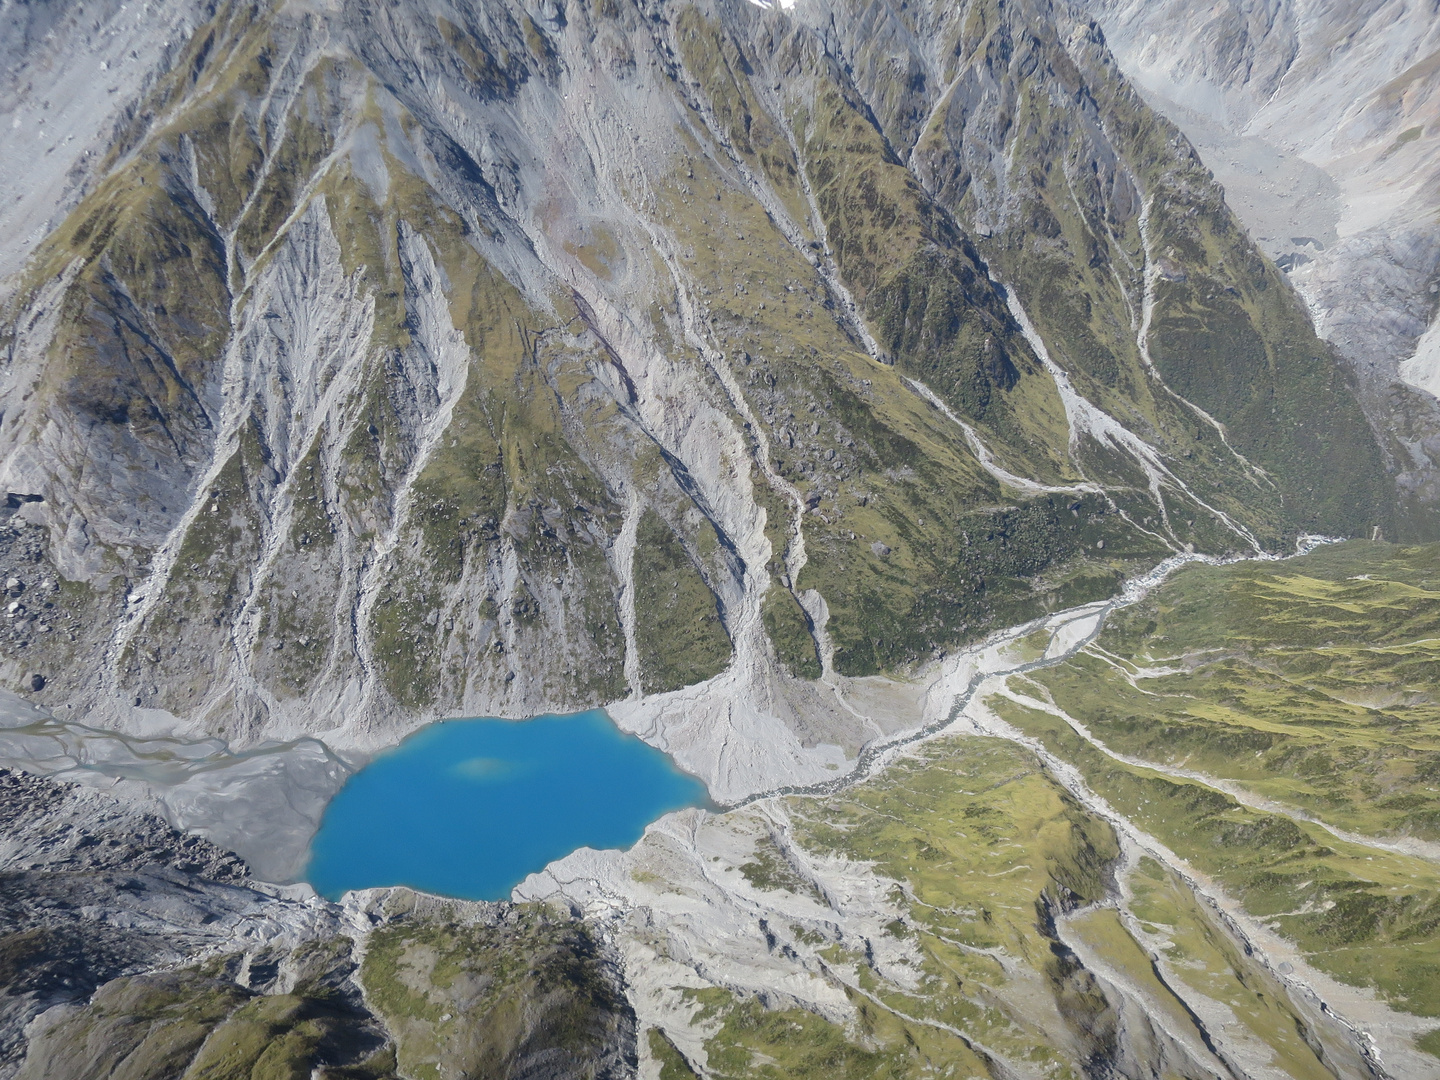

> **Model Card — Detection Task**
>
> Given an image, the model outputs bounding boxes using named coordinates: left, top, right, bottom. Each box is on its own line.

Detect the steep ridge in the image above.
left=0, top=0, right=1391, bottom=757
left=1083, top=0, right=1440, bottom=537
left=807, top=0, right=1388, bottom=538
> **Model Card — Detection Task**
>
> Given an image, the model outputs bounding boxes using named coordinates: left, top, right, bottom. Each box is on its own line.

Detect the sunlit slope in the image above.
left=824, top=0, right=1393, bottom=541
left=549, top=733, right=1381, bottom=1079
left=0, top=0, right=1396, bottom=738
left=992, top=540, right=1440, bottom=1019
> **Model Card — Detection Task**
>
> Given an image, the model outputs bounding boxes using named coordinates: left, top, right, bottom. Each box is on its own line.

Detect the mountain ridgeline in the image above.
left=0, top=0, right=1392, bottom=743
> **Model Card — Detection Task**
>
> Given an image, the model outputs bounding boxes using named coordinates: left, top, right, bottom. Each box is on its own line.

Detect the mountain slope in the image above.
left=0, top=0, right=1391, bottom=763
left=1083, top=0, right=1440, bottom=537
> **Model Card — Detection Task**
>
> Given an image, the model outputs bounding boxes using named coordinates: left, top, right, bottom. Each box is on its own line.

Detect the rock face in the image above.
left=0, top=767, right=636, bottom=1080
left=1083, top=0, right=1440, bottom=537
left=0, top=767, right=314, bottom=1074
left=0, top=767, right=247, bottom=881
left=0, top=0, right=1394, bottom=761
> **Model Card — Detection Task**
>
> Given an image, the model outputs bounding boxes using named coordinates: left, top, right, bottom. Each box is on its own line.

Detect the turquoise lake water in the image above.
left=304, top=710, right=709, bottom=901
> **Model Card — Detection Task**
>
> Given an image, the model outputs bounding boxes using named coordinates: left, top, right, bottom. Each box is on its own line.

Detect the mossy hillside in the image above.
left=143, top=23, right=361, bottom=279
left=761, top=585, right=821, bottom=678
left=1045, top=11, right=1386, bottom=539
left=806, top=491, right=1165, bottom=675
left=181, top=989, right=379, bottom=1080
left=1053, top=850, right=1360, bottom=1077
left=632, top=509, right=733, bottom=694
left=320, top=158, right=438, bottom=563
left=38, top=1, right=341, bottom=339
left=737, top=835, right=824, bottom=902
left=1065, top=428, right=1268, bottom=556
left=660, top=27, right=1174, bottom=669
left=13, top=968, right=396, bottom=1080
left=306, top=127, right=634, bottom=709
left=1036, top=541, right=1440, bottom=843
left=800, top=0, right=938, bottom=156
left=789, top=57, right=1075, bottom=487
left=869, top=245, right=1072, bottom=482
left=672, top=496, right=737, bottom=607
left=687, top=738, right=1126, bottom=1076
left=7, top=152, right=232, bottom=557
left=650, top=150, right=1162, bottom=674
left=11, top=972, right=247, bottom=1080
left=1120, top=856, right=1349, bottom=1080
left=685, top=986, right=992, bottom=1080
left=250, top=438, right=342, bottom=700
left=959, top=83, right=1285, bottom=550
left=671, top=7, right=814, bottom=234
left=1086, top=44, right=1388, bottom=540
left=1143, top=194, right=1390, bottom=538
left=312, top=108, right=423, bottom=351
left=974, top=87, right=1146, bottom=407
left=231, top=59, right=350, bottom=273
left=1421, top=1027, right=1440, bottom=1062
left=426, top=0, right=559, bottom=97
left=646, top=1028, right=700, bottom=1080
left=662, top=79, right=1004, bottom=460
left=99, top=0, right=273, bottom=211
left=176, top=66, right=268, bottom=246
left=992, top=692, right=1440, bottom=1017
left=897, top=0, right=1386, bottom=543
left=1064, top=902, right=1343, bottom=1080
left=359, top=907, right=631, bottom=1080
left=1062, top=905, right=1243, bottom=1069
left=35, top=160, right=229, bottom=403
left=367, top=240, right=629, bottom=709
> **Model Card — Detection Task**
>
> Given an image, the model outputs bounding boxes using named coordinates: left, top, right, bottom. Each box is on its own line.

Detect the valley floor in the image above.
left=3, top=539, right=1438, bottom=1078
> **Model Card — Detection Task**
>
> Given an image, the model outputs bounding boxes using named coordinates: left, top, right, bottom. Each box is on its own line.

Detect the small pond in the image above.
left=304, top=710, right=709, bottom=901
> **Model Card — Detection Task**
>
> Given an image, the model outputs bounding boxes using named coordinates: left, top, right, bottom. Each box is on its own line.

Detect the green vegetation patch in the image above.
left=672, top=7, right=812, bottom=232
left=14, top=968, right=394, bottom=1080
left=252, top=438, right=340, bottom=699
left=687, top=986, right=988, bottom=1080
left=646, top=1028, right=700, bottom=1080
left=900, top=0, right=1390, bottom=543
left=697, top=738, right=1126, bottom=1076
left=985, top=540, right=1440, bottom=1017
left=761, top=584, right=821, bottom=679
left=1038, top=540, right=1440, bottom=842
left=738, top=836, right=824, bottom=902
left=1120, top=856, right=1352, bottom=1080
left=647, top=52, right=1161, bottom=675
left=992, top=686, right=1440, bottom=1016
left=805, top=491, right=1160, bottom=676
left=632, top=509, right=733, bottom=694
left=359, top=906, right=630, bottom=1080
left=1420, top=1026, right=1440, bottom=1061
left=125, top=419, right=268, bottom=716
left=329, top=160, right=628, bottom=710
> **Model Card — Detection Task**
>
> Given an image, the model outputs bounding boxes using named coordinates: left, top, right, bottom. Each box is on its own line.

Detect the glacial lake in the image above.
left=304, top=710, right=710, bottom=901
